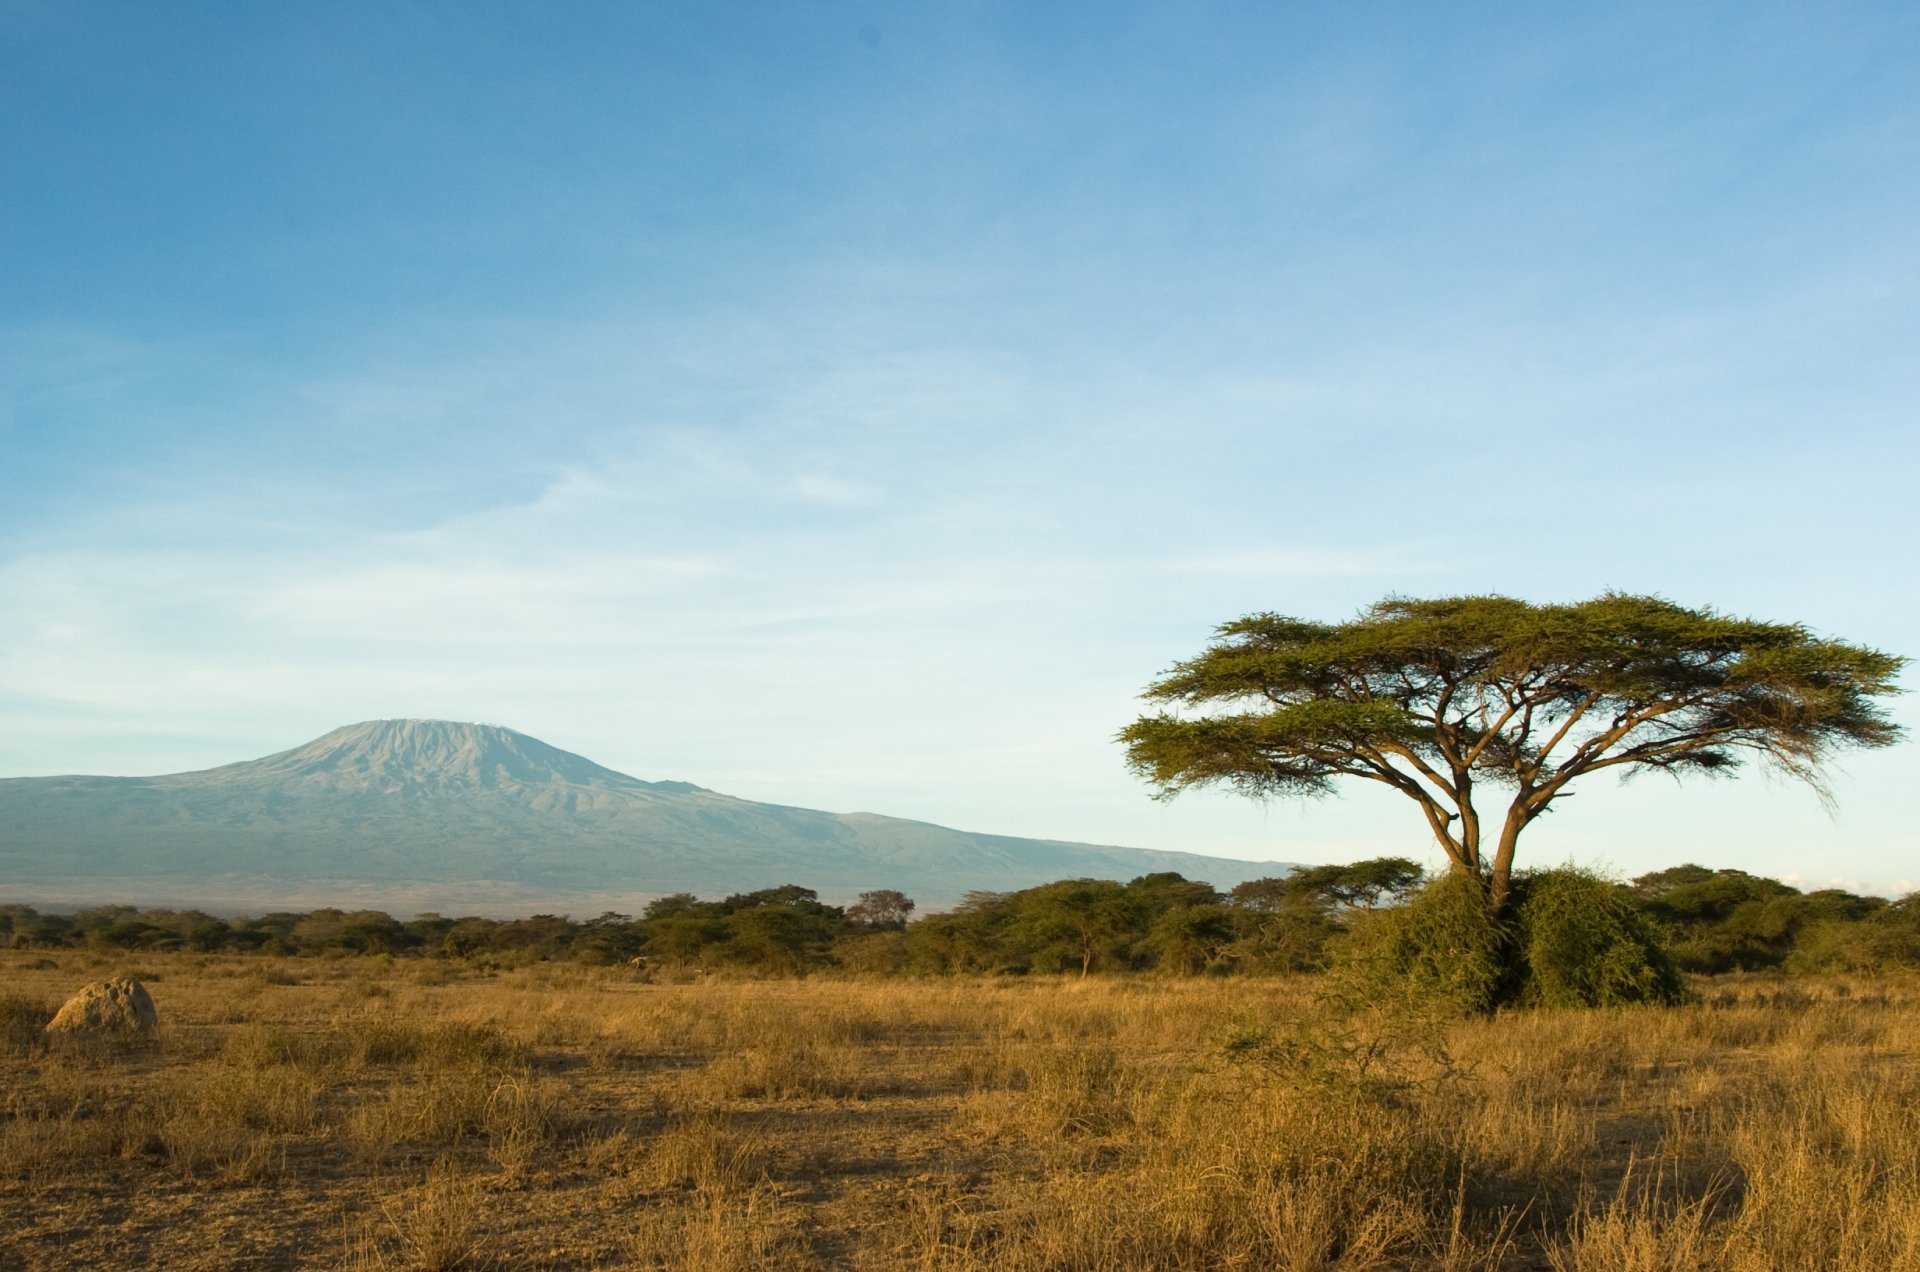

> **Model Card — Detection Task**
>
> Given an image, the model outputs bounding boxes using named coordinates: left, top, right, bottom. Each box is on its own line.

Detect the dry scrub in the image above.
left=1, top=953, right=1915, bottom=1269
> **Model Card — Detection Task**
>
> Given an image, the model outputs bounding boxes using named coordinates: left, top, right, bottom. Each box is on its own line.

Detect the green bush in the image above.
left=1787, top=896, right=1920, bottom=972
left=1511, top=868, right=1686, bottom=1007
left=1333, top=871, right=1511, bottom=1014
left=1333, top=867, right=1686, bottom=1014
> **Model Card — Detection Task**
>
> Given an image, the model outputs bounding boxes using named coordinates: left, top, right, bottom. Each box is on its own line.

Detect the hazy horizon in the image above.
left=0, top=716, right=1309, bottom=915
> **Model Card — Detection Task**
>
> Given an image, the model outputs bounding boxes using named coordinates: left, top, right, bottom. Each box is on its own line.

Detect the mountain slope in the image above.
left=0, top=720, right=1294, bottom=911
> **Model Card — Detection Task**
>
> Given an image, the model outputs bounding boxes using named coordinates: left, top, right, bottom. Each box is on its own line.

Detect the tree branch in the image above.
left=1529, top=689, right=1604, bottom=771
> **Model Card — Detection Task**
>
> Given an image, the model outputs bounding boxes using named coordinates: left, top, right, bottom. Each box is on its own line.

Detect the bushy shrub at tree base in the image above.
left=1512, top=869, right=1686, bottom=1008
left=1333, top=872, right=1511, bottom=1015
left=1335, top=868, right=1686, bottom=1014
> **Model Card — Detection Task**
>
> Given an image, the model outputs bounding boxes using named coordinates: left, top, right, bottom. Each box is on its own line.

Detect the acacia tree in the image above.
left=847, top=889, right=917, bottom=930
left=1121, top=594, right=1903, bottom=915
left=1277, top=858, right=1426, bottom=912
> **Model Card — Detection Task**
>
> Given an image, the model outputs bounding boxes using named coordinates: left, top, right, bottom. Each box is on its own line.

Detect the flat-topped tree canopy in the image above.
left=1121, top=593, right=1905, bottom=913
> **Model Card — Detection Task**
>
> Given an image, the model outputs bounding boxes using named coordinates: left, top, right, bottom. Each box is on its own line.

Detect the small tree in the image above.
left=1013, top=879, right=1140, bottom=976
left=1122, top=594, right=1903, bottom=916
left=847, top=889, right=916, bottom=930
left=1278, top=858, right=1425, bottom=913
left=1144, top=904, right=1240, bottom=975
left=644, top=893, right=701, bottom=919
left=1633, top=866, right=1824, bottom=973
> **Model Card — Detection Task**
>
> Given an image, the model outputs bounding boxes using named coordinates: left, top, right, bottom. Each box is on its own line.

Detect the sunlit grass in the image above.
left=1, top=951, right=1915, bottom=1269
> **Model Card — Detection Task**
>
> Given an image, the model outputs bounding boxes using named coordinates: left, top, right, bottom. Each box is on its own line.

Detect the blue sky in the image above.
left=3, top=2, right=1916, bottom=892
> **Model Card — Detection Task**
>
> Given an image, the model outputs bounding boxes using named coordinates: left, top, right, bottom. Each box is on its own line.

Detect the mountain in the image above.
left=0, top=720, right=1296, bottom=914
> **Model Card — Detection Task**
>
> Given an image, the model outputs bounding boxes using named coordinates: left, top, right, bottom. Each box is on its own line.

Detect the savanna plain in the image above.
left=2, top=953, right=1917, bottom=1271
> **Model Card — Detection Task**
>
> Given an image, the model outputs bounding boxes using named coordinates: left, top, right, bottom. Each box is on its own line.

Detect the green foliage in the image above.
left=1334, top=872, right=1512, bottom=1015
left=723, top=884, right=825, bottom=911
left=572, top=912, right=648, bottom=965
left=0, top=860, right=1410, bottom=979
left=1220, top=898, right=1341, bottom=974
left=1219, top=858, right=1425, bottom=975
left=1336, top=868, right=1686, bottom=1013
left=831, top=928, right=910, bottom=974
left=1274, top=858, right=1425, bottom=912
left=634, top=913, right=717, bottom=963
left=1785, top=893, right=1920, bottom=973
left=9, top=863, right=1913, bottom=986
left=846, top=889, right=915, bottom=930
left=726, top=904, right=838, bottom=973
left=898, top=865, right=1422, bottom=977
left=1143, top=903, right=1240, bottom=975
left=642, top=893, right=701, bottom=919
left=1, top=903, right=72, bottom=948
left=903, top=890, right=1022, bottom=975
left=1511, top=869, right=1686, bottom=1007
left=1122, top=594, right=1905, bottom=910
left=1009, top=879, right=1141, bottom=975
left=1634, top=865, right=1817, bottom=973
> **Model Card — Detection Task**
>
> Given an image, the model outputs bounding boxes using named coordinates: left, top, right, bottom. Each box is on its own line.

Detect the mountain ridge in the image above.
left=89, top=719, right=711, bottom=799
left=0, top=720, right=1297, bottom=912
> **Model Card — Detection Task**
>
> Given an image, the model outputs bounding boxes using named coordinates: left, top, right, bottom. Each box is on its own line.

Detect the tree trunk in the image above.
left=1488, top=802, right=1531, bottom=916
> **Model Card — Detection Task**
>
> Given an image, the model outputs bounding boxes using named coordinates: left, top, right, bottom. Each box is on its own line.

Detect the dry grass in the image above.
left=0, top=952, right=1916, bottom=1269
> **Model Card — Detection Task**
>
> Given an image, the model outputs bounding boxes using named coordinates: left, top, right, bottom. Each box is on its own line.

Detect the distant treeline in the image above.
left=4, top=862, right=1916, bottom=976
